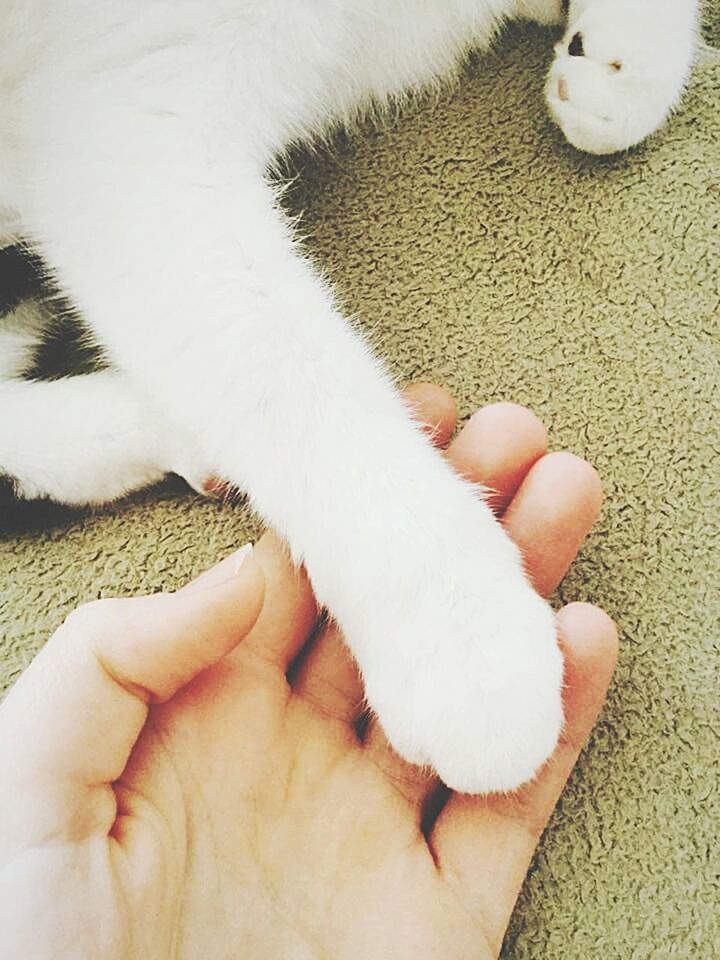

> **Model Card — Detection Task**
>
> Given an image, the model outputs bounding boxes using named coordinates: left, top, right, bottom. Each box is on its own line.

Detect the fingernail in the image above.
left=182, top=543, right=254, bottom=593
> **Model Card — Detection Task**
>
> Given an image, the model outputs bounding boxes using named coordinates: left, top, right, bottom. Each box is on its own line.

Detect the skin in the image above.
left=0, top=383, right=617, bottom=959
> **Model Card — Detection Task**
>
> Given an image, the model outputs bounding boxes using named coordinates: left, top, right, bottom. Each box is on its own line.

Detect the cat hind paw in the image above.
left=545, top=0, right=696, bottom=154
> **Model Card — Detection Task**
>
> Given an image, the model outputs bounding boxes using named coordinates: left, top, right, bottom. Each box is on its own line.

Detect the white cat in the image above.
left=0, top=0, right=699, bottom=792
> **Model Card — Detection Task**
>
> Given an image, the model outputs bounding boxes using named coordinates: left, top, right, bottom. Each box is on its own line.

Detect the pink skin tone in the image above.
left=0, top=383, right=617, bottom=960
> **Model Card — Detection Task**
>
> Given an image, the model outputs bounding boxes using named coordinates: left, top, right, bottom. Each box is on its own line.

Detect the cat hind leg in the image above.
left=545, top=0, right=699, bottom=154
left=0, top=371, right=204, bottom=506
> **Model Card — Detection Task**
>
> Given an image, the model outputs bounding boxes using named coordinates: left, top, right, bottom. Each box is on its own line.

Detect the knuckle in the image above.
left=62, top=597, right=123, bottom=635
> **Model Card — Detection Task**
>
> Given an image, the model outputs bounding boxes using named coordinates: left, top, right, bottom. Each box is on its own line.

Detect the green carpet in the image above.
left=1, top=14, right=718, bottom=959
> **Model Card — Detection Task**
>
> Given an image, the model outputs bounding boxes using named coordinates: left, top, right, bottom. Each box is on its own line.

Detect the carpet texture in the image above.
left=1, top=14, right=718, bottom=959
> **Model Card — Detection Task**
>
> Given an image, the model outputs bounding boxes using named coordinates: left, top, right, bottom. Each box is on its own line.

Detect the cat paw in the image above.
left=359, top=516, right=564, bottom=794
left=545, top=0, right=697, bottom=154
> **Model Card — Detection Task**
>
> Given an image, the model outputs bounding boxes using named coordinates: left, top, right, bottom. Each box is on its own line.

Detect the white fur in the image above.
left=0, top=373, right=177, bottom=504
left=0, top=1, right=698, bottom=791
left=547, top=0, right=699, bottom=154
left=0, top=303, right=45, bottom=380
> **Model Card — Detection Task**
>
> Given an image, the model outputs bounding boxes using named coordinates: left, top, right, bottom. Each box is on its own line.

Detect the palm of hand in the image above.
left=121, top=614, right=490, bottom=960
left=1, top=388, right=616, bottom=960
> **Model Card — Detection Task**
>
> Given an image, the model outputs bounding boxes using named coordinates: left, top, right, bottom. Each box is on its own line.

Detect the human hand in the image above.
left=0, top=384, right=617, bottom=959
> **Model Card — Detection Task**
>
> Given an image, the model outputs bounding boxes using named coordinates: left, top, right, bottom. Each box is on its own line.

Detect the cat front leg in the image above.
left=545, top=0, right=700, bottom=154
left=25, top=107, right=563, bottom=789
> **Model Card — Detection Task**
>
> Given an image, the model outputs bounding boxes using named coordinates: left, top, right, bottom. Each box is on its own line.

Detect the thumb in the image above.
left=0, top=543, right=264, bottom=857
